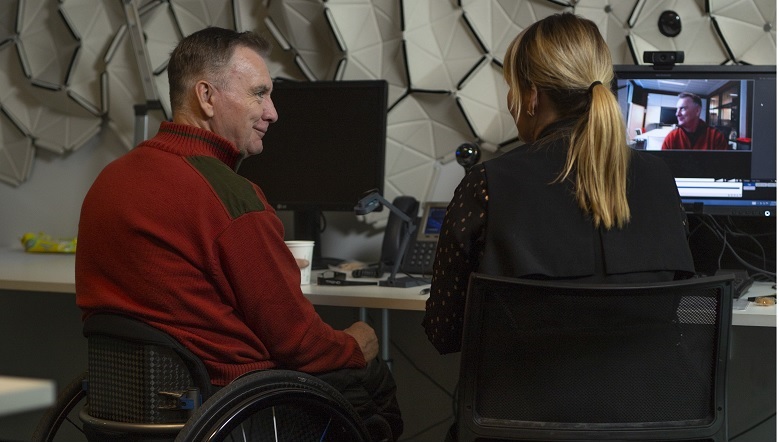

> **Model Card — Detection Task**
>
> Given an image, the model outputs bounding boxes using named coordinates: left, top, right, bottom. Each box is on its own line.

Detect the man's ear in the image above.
left=195, top=81, right=215, bottom=118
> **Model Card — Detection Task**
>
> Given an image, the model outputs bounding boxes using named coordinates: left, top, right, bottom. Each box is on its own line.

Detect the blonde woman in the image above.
left=423, top=13, right=695, bottom=354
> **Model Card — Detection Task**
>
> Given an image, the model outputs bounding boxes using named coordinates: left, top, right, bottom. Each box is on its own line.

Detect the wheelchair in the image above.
left=31, top=314, right=374, bottom=441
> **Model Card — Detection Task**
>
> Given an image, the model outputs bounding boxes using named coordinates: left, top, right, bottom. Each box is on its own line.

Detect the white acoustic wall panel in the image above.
left=709, top=0, right=776, bottom=65
left=16, top=0, right=80, bottom=89
left=140, top=2, right=181, bottom=118
left=326, top=0, right=407, bottom=107
left=456, top=59, right=515, bottom=152
left=233, top=0, right=307, bottom=81
left=104, top=27, right=146, bottom=150
left=0, top=111, right=34, bottom=187
left=574, top=0, right=637, bottom=65
left=170, top=0, right=234, bottom=36
left=0, top=1, right=16, bottom=44
left=461, top=0, right=566, bottom=65
left=402, top=0, right=483, bottom=92
left=59, top=0, right=125, bottom=116
left=266, top=0, right=344, bottom=80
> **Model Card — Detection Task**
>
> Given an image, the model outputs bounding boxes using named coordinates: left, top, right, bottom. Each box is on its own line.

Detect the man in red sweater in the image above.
left=76, top=27, right=401, bottom=440
left=661, top=92, right=729, bottom=150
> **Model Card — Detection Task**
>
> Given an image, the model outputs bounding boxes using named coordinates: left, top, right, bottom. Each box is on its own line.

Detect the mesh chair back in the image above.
left=83, top=314, right=212, bottom=425
left=457, top=274, right=733, bottom=441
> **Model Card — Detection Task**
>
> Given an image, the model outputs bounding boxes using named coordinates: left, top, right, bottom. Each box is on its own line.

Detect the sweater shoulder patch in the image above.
left=187, top=156, right=265, bottom=219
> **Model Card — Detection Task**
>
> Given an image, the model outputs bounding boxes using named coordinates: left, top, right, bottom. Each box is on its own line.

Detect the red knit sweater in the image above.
left=76, top=122, right=365, bottom=386
left=661, top=120, right=729, bottom=150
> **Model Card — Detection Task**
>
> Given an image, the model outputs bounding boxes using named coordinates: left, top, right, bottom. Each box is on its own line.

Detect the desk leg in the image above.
left=382, top=308, right=391, bottom=371
left=359, top=308, right=392, bottom=371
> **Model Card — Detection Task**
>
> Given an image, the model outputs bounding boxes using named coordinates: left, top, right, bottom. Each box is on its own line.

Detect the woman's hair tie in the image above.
left=588, top=80, right=602, bottom=94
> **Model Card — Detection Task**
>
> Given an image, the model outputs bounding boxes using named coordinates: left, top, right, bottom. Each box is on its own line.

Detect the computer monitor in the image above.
left=659, top=106, right=678, bottom=126
left=237, top=79, right=388, bottom=265
left=613, top=65, right=776, bottom=217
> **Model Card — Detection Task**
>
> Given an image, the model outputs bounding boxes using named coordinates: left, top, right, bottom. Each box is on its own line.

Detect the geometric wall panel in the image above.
left=105, top=27, right=146, bottom=150
left=708, top=0, right=776, bottom=65
left=0, top=38, right=100, bottom=156
left=574, top=0, right=637, bottom=65
left=0, top=105, right=34, bottom=187
left=60, top=0, right=126, bottom=115
left=403, top=0, right=484, bottom=91
left=8, top=86, right=101, bottom=154
left=170, top=0, right=234, bottom=36
left=265, top=0, right=344, bottom=80
left=461, top=0, right=567, bottom=65
left=456, top=59, right=515, bottom=152
left=233, top=0, right=306, bottom=81
left=16, top=0, right=80, bottom=89
left=326, top=0, right=408, bottom=107
left=381, top=90, right=476, bottom=219
left=0, top=1, right=16, bottom=45
left=140, top=2, right=181, bottom=118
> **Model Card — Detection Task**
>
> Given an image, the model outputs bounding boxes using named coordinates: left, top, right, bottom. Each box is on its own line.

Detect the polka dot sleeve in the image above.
left=422, top=164, right=488, bottom=354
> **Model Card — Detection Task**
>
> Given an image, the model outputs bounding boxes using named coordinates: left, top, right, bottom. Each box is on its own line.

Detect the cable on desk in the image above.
left=689, top=214, right=776, bottom=279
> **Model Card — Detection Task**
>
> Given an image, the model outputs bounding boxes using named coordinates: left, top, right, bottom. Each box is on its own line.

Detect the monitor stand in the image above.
left=293, top=209, right=343, bottom=270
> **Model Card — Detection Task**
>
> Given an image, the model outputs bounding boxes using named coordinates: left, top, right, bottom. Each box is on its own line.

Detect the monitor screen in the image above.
left=238, top=79, right=387, bottom=212
left=659, top=106, right=678, bottom=126
left=613, top=65, right=776, bottom=217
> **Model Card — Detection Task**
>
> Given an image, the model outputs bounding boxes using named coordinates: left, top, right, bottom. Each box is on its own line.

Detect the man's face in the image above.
left=675, top=97, right=700, bottom=131
left=210, top=46, right=278, bottom=156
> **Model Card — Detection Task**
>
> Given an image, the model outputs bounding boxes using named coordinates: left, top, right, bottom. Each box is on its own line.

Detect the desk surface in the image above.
left=0, top=376, right=55, bottom=417
left=0, top=248, right=773, bottom=326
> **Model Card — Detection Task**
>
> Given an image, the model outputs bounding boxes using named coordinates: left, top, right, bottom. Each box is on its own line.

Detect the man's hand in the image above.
left=295, top=258, right=309, bottom=269
left=343, top=321, right=378, bottom=361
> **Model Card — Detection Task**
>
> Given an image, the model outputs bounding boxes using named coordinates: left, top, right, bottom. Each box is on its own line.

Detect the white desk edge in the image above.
left=0, top=248, right=773, bottom=327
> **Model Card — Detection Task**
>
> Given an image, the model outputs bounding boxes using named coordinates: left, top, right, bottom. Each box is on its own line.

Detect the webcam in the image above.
left=455, top=142, right=481, bottom=172
left=643, top=51, right=684, bottom=70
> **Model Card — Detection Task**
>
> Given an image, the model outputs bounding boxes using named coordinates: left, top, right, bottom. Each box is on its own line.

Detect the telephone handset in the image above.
left=379, top=196, right=420, bottom=270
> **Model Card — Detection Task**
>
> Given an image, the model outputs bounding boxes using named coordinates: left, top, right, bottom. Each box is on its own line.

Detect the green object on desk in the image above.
left=21, top=232, right=77, bottom=253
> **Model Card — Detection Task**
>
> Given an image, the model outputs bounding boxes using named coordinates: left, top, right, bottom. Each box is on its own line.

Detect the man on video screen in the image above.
left=661, top=92, right=729, bottom=151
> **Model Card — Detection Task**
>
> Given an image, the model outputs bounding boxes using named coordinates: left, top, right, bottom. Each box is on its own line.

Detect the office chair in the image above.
left=32, top=314, right=371, bottom=441
left=456, top=273, right=734, bottom=441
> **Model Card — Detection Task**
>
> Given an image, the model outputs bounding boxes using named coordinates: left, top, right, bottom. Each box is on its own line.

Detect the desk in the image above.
left=733, top=281, right=776, bottom=327
left=0, top=248, right=773, bottom=327
left=0, top=376, right=55, bottom=417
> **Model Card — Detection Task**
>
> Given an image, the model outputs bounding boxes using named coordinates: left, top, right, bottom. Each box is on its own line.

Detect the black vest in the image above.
left=478, top=133, right=695, bottom=283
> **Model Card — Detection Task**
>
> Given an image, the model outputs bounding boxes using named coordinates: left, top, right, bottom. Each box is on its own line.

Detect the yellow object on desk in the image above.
left=21, top=232, right=77, bottom=253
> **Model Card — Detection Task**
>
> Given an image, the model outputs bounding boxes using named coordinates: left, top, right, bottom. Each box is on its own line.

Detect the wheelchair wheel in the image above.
left=175, top=370, right=370, bottom=442
left=31, top=372, right=88, bottom=441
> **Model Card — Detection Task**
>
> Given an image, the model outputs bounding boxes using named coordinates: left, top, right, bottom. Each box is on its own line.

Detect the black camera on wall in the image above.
left=643, top=51, right=684, bottom=70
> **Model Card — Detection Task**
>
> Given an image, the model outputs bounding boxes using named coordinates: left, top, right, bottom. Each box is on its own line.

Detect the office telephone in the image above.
left=375, top=198, right=447, bottom=276
left=400, top=201, right=447, bottom=274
